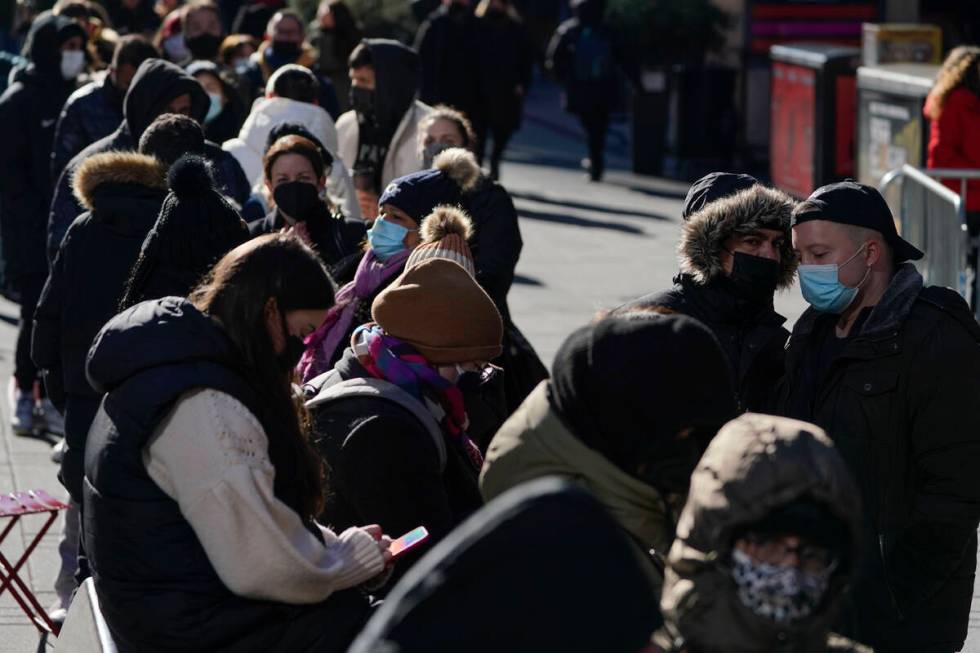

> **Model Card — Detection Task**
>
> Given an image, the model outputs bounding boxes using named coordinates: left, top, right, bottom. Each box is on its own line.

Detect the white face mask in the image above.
left=162, top=34, right=190, bottom=64
left=60, top=50, right=85, bottom=81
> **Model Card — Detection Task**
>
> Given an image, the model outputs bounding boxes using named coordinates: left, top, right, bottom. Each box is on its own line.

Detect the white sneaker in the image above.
left=50, top=438, right=67, bottom=464
left=36, top=398, right=65, bottom=436
left=9, top=383, right=36, bottom=436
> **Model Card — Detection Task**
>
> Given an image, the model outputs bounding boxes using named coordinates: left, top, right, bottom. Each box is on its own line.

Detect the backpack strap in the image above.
left=303, top=370, right=447, bottom=472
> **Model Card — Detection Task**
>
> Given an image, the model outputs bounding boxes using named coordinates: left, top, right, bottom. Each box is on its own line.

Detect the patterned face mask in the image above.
left=730, top=548, right=834, bottom=624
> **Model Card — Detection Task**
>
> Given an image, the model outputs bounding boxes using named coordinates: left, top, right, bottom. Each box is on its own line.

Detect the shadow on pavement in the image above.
left=516, top=207, right=645, bottom=234
left=512, top=190, right=669, bottom=222
left=513, top=273, right=544, bottom=287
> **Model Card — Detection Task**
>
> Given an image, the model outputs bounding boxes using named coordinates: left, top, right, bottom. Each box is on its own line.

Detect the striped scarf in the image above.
left=354, top=324, right=483, bottom=469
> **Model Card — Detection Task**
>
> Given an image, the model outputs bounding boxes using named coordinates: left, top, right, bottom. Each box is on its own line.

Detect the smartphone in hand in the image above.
left=388, top=526, right=429, bottom=560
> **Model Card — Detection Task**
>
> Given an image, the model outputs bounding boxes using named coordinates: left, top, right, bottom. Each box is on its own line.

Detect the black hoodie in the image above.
left=47, top=58, right=251, bottom=262
left=0, top=12, right=86, bottom=282
left=348, top=477, right=661, bottom=653
left=362, top=39, right=421, bottom=140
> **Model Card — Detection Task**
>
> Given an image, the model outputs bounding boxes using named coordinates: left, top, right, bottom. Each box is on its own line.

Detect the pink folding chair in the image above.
left=0, top=489, right=69, bottom=635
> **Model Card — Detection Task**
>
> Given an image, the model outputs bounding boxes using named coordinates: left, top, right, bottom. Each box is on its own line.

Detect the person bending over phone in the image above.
left=82, top=235, right=390, bottom=653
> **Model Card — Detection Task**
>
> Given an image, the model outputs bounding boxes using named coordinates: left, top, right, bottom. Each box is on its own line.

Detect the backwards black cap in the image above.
left=792, top=181, right=924, bottom=262
left=682, top=172, right=759, bottom=220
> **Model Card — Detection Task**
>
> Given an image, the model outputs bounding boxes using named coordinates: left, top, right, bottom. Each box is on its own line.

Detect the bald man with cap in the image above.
left=777, top=181, right=980, bottom=653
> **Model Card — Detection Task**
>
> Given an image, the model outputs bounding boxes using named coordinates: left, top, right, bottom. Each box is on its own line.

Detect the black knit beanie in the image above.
left=121, top=156, right=248, bottom=307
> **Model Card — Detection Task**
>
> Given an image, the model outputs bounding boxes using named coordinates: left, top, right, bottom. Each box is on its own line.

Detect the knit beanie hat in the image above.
left=682, top=172, right=758, bottom=220
left=405, top=206, right=476, bottom=277
left=378, top=148, right=481, bottom=224
left=372, top=258, right=503, bottom=364
left=120, top=155, right=249, bottom=308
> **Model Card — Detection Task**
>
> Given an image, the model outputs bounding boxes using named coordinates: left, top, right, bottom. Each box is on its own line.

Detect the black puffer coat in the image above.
left=462, top=176, right=522, bottom=320
left=32, top=152, right=167, bottom=499
left=776, top=264, right=980, bottom=652
left=51, top=75, right=125, bottom=180
left=0, top=14, right=85, bottom=285
left=47, top=58, right=251, bottom=261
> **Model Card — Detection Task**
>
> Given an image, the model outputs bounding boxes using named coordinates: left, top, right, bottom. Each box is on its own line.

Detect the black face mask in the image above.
left=271, top=40, right=301, bottom=61
left=728, top=251, right=781, bottom=305
left=350, top=86, right=375, bottom=116
left=273, top=181, right=320, bottom=221
left=277, top=312, right=306, bottom=373
left=185, top=33, right=222, bottom=61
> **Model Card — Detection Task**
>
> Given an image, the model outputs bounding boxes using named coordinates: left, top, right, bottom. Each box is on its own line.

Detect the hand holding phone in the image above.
left=388, top=526, right=429, bottom=561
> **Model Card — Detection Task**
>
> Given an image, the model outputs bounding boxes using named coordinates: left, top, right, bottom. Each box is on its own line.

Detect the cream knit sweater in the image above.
left=142, top=388, right=385, bottom=604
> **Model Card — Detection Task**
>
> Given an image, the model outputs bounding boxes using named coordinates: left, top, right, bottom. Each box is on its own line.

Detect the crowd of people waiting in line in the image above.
left=0, top=1, right=979, bottom=652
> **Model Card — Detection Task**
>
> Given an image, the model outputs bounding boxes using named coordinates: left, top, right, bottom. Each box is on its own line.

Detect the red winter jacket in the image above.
left=925, top=87, right=980, bottom=213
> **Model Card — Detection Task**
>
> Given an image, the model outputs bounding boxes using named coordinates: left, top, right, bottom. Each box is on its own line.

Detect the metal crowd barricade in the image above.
left=879, top=165, right=980, bottom=319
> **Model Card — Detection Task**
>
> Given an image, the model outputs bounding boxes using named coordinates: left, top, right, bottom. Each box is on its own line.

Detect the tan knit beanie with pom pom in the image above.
left=405, top=205, right=476, bottom=277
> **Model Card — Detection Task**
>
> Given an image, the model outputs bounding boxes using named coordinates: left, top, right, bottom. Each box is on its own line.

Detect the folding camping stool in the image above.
left=0, top=488, right=70, bottom=635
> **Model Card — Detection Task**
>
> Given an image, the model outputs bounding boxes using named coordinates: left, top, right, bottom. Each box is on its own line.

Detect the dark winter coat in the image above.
left=413, top=5, right=482, bottom=118
left=348, top=477, right=662, bottom=653
left=653, top=414, right=869, bottom=653
left=473, top=11, right=533, bottom=134
left=83, top=297, right=372, bottom=653
left=545, top=15, right=622, bottom=115
left=925, top=87, right=980, bottom=213
left=47, top=58, right=251, bottom=261
left=307, top=348, right=484, bottom=588
left=51, top=75, right=125, bottom=181
left=636, top=276, right=788, bottom=413
left=0, top=14, right=84, bottom=286
left=776, top=264, right=980, bottom=651
left=462, top=176, right=522, bottom=319
left=248, top=206, right=365, bottom=285
left=633, top=185, right=797, bottom=413
left=32, top=152, right=167, bottom=499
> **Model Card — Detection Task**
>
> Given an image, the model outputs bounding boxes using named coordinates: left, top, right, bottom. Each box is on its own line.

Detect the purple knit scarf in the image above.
left=298, top=249, right=410, bottom=382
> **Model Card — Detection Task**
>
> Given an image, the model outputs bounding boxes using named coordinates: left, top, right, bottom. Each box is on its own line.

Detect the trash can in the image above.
left=632, top=65, right=737, bottom=179
left=769, top=43, right=860, bottom=198
left=855, top=63, right=939, bottom=187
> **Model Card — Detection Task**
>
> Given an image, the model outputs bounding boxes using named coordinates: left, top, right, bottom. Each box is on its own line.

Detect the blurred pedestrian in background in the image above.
left=471, top=0, right=533, bottom=180
left=924, top=45, right=980, bottom=308
left=546, top=0, right=623, bottom=182
left=414, top=0, right=481, bottom=140
left=187, top=59, right=247, bottom=144
left=308, top=0, right=360, bottom=113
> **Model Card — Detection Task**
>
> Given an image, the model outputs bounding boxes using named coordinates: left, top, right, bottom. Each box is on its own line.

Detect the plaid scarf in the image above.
left=354, top=324, right=483, bottom=469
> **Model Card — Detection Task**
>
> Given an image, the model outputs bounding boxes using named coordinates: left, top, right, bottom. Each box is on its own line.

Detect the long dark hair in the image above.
left=189, top=234, right=336, bottom=522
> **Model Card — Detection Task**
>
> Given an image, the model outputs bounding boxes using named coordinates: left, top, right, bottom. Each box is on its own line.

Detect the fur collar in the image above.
left=72, top=152, right=168, bottom=211
left=679, top=186, right=798, bottom=289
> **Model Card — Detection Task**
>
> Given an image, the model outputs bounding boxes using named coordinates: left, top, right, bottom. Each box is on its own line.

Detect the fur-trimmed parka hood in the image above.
left=72, top=151, right=168, bottom=211
left=679, top=186, right=798, bottom=289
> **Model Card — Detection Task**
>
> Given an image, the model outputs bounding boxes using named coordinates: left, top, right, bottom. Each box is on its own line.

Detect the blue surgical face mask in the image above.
left=204, top=92, right=223, bottom=123
left=368, top=216, right=412, bottom=261
left=798, top=243, right=870, bottom=314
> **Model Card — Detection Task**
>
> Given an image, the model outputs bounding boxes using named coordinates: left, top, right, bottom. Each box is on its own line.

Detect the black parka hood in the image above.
left=361, top=39, right=421, bottom=134
left=20, top=12, right=87, bottom=79
left=86, top=297, right=238, bottom=395
left=658, top=413, right=863, bottom=652
left=123, top=58, right=208, bottom=139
